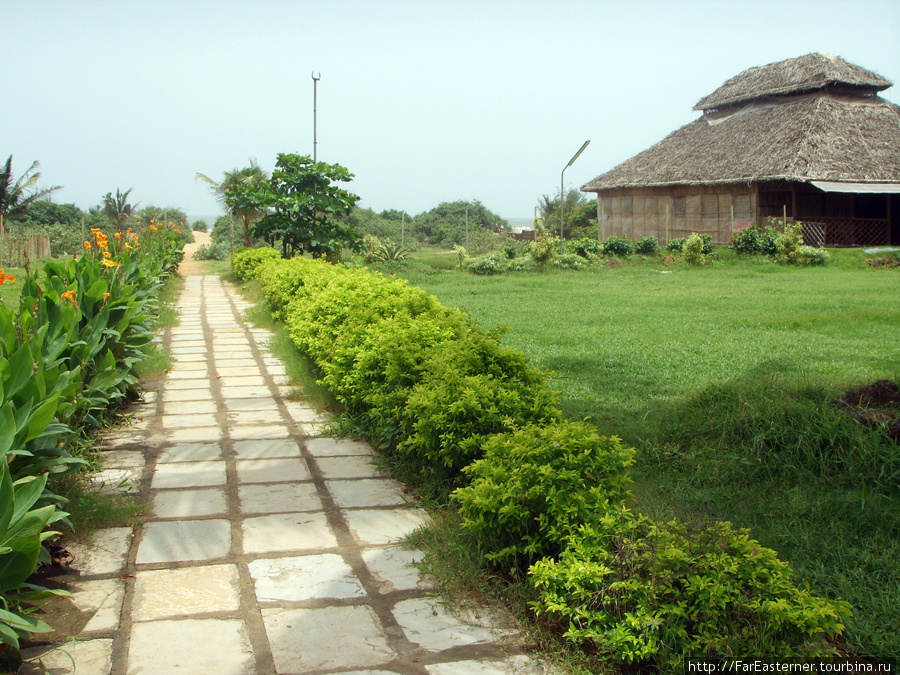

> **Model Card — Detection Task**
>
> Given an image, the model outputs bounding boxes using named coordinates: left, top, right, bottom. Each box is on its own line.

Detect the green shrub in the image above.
left=506, top=256, right=534, bottom=272
left=453, top=421, right=633, bottom=571
left=798, top=245, right=829, bottom=266
left=192, top=241, right=230, bottom=261
left=776, top=221, right=804, bottom=265
left=553, top=253, right=584, bottom=270
left=682, top=233, right=707, bottom=266
left=698, top=232, right=715, bottom=254
left=633, top=236, right=659, bottom=255
left=602, top=235, right=633, bottom=257
left=665, top=237, right=686, bottom=253
left=530, top=517, right=850, bottom=669
left=231, top=247, right=281, bottom=281
left=528, top=235, right=558, bottom=270
left=572, top=238, right=602, bottom=258
left=732, top=223, right=778, bottom=256
left=191, top=220, right=208, bottom=232
left=466, top=250, right=507, bottom=275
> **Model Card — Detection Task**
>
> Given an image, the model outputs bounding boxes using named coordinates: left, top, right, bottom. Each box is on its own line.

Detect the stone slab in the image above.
left=223, top=397, right=279, bottom=412
left=157, top=441, right=222, bottom=463
left=151, top=488, right=228, bottom=518
left=329, top=479, right=410, bottom=508
left=20, top=638, right=113, bottom=675
left=133, top=564, right=241, bottom=621
left=69, top=528, right=133, bottom=576
left=261, top=605, right=395, bottom=673
left=163, top=413, right=220, bottom=429
left=232, top=439, right=302, bottom=460
left=242, top=512, right=337, bottom=554
left=151, top=461, right=227, bottom=489
left=392, top=597, right=511, bottom=651
left=162, top=388, right=213, bottom=403
left=127, top=618, right=253, bottom=675
left=305, top=437, right=373, bottom=457
left=426, top=656, right=553, bottom=675
left=238, top=482, right=321, bottom=514
left=362, top=546, right=431, bottom=593
left=136, top=520, right=231, bottom=564
left=317, top=455, right=384, bottom=479
left=249, top=553, right=365, bottom=602
left=165, top=426, right=221, bottom=443
left=229, top=424, right=292, bottom=441
left=234, top=458, right=311, bottom=484
left=344, top=509, right=429, bottom=546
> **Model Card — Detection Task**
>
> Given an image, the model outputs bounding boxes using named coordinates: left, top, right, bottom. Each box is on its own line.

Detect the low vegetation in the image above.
left=233, top=248, right=877, bottom=670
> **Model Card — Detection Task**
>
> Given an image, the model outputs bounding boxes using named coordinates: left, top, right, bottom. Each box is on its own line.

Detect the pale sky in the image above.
left=5, top=0, right=899, bottom=222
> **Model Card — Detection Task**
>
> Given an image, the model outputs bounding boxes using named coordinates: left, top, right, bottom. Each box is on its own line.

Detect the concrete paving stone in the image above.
left=426, top=656, right=553, bottom=675
left=391, top=597, right=513, bottom=652
left=169, top=339, right=206, bottom=348
left=218, top=375, right=267, bottom=387
left=68, top=527, right=133, bottom=576
left=213, top=358, right=257, bottom=369
left=136, top=520, right=231, bottom=564
left=216, top=365, right=265, bottom=377
left=140, top=390, right=157, bottom=404
left=217, top=351, right=257, bottom=361
left=238, top=483, right=322, bottom=514
left=157, top=441, right=222, bottom=463
left=220, top=385, right=272, bottom=399
left=224, top=397, right=279, bottom=412
left=152, top=488, right=228, bottom=518
left=132, top=564, right=241, bottom=621
left=235, top=458, right=311, bottom=483
left=170, top=361, right=207, bottom=372
left=317, top=455, right=385, bottom=479
left=163, top=388, right=213, bottom=403
left=170, top=346, right=207, bottom=355
left=164, top=399, right=218, bottom=415
left=165, top=425, right=221, bottom=443
left=127, top=618, right=254, bottom=675
left=265, top=364, right=286, bottom=376
left=99, top=431, right=146, bottom=450
left=212, top=339, right=251, bottom=348
left=169, top=332, right=204, bottom=341
left=242, top=512, right=338, bottom=554
left=125, top=417, right=152, bottom=431
left=166, top=368, right=209, bottom=380
left=151, top=460, right=227, bottom=489
left=305, top=437, right=373, bottom=457
left=249, top=553, right=365, bottom=602
left=232, top=439, right=302, bottom=460
left=172, top=352, right=207, bottom=362
left=20, top=638, right=113, bottom=675
left=229, top=424, right=291, bottom=441
left=227, top=409, right=285, bottom=425
left=329, top=479, right=410, bottom=509
left=261, top=605, right=395, bottom=673
left=67, top=578, right=126, bottom=632
left=344, top=509, right=430, bottom=546
left=362, top=546, right=432, bottom=593
left=90, top=468, right=140, bottom=494
left=301, top=422, right=328, bottom=437
left=162, top=413, right=220, bottom=429
left=282, top=403, right=322, bottom=424
left=165, top=379, right=212, bottom=391
left=100, top=449, right=144, bottom=469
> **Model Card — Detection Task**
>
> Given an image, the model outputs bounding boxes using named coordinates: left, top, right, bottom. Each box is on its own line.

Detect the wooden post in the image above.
left=665, top=203, right=670, bottom=244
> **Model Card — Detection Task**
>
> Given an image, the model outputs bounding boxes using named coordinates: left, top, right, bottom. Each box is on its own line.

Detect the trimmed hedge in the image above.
left=241, top=255, right=851, bottom=668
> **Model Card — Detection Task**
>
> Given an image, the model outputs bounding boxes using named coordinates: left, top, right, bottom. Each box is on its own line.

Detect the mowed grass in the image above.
left=402, top=252, right=900, bottom=660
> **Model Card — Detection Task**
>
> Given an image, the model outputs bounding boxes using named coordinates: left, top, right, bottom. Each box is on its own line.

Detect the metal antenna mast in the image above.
left=311, top=72, right=321, bottom=161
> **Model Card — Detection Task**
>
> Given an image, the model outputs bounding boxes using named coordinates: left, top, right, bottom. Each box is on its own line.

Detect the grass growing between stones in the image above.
left=402, top=252, right=900, bottom=661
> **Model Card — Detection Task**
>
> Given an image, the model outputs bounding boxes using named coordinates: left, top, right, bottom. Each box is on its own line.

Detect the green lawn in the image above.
left=401, top=251, right=900, bottom=660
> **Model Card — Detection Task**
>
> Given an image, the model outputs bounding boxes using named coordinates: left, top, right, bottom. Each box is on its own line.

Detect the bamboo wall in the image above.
left=595, top=184, right=757, bottom=245
left=0, top=235, right=51, bottom=267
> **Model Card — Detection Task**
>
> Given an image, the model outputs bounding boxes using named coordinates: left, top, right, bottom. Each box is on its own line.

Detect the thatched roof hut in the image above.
left=582, top=53, right=900, bottom=246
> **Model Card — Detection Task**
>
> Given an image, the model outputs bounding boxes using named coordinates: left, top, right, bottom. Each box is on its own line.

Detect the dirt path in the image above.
left=177, top=230, right=212, bottom=276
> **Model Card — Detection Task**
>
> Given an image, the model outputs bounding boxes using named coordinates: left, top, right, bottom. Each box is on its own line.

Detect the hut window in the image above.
left=673, top=196, right=686, bottom=219
left=702, top=194, right=719, bottom=221
left=733, top=194, right=752, bottom=221
left=622, top=197, right=633, bottom=217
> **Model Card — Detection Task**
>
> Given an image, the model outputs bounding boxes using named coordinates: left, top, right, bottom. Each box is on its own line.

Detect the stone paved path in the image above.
left=20, top=275, right=551, bottom=675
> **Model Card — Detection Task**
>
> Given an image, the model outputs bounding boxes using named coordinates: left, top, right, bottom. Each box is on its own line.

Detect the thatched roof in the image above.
left=583, top=54, right=900, bottom=192
left=695, top=52, right=891, bottom=112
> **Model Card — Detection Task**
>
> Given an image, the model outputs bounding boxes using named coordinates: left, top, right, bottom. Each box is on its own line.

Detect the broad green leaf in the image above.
left=24, top=395, right=59, bottom=442
left=0, top=535, right=41, bottom=592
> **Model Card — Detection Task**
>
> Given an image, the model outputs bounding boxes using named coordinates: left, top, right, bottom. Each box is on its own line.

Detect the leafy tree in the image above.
left=538, top=188, right=590, bottom=235
left=196, top=160, right=269, bottom=247
left=102, top=188, right=138, bottom=233
left=412, top=200, right=508, bottom=246
left=0, top=156, right=61, bottom=262
left=248, top=153, right=361, bottom=259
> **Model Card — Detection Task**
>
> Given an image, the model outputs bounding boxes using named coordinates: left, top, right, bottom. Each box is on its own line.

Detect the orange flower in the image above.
left=114, top=232, right=122, bottom=239
left=0, top=269, right=15, bottom=285
left=84, top=241, right=92, bottom=250
left=127, top=227, right=133, bottom=233
left=149, top=224, right=157, bottom=230
left=174, top=228, right=181, bottom=233
left=168, top=221, right=173, bottom=226
left=90, top=228, right=100, bottom=234
left=60, top=289, right=77, bottom=306
left=100, top=259, right=118, bottom=268
left=102, top=251, right=111, bottom=258
left=124, top=243, right=133, bottom=251
left=103, top=292, right=111, bottom=300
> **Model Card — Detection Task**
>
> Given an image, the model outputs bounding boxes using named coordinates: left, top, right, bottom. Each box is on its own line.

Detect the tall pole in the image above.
left=560, top=140, right=591, bottom=252
left=312, top=72, right=321, bottom=162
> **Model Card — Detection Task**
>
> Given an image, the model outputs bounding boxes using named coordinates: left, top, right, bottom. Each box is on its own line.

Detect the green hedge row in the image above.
left=0, top=224, right=184, bottom=654
left=235, top=249, right=851, bottom=669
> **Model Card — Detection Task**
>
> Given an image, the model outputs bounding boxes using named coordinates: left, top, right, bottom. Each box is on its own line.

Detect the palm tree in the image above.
left=196, top=160, right=268, bottom=246
left=0, top=155, right=62, bottom=265
left=102, top=188, right=138, bottom=233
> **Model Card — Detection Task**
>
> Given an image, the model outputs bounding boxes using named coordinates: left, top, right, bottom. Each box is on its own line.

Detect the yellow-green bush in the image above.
left=231, top=246, right=281, bottom=281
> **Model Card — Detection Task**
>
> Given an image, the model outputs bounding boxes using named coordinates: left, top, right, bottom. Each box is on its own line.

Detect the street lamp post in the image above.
left=312, top=72, right=321, bottom=162
left=560, top=140, right=591, bottom=251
